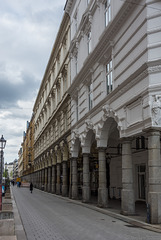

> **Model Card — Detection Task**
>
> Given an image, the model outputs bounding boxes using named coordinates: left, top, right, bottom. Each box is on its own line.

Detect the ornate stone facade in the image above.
left=21, top=0, right=161, bottom=224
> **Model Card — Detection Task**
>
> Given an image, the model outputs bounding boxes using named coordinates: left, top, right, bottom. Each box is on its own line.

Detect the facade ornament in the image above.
left=85, top=119, right=93, bottom=131
left=71, top=129, right=79, bottom=146
left=151, top=95, right=161, bottom=125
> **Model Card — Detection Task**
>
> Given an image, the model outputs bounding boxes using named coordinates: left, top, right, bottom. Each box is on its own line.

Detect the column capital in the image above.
left=146, top=129, right=161, bottom=137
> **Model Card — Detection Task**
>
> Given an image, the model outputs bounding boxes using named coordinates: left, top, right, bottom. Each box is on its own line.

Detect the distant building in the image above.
left=18, top=147, right=23, bottom=177
left=5, top=162, right=14, bottom=180
left=21, top=115, right=34, bottom=180
left=13, top=159, right=18, bottom=181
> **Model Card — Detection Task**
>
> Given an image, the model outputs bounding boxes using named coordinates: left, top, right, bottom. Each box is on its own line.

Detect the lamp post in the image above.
left=0, top=135, right=6, bottom=210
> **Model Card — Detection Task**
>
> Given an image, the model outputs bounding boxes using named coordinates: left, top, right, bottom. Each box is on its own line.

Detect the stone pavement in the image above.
left=11, top=187, right=27, bottom=240
left=11, top=186, right=161, bottom=240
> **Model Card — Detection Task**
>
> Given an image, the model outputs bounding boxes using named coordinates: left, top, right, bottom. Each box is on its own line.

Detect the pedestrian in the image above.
left=30, top=182, right=33, bottom=193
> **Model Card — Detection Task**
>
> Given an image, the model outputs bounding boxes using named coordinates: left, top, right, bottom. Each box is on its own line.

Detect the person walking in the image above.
left=30, top=182, right=33, bottom=193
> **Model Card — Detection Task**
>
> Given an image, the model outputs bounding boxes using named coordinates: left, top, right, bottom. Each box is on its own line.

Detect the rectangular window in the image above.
left=74, top=12, right=77, bottom=32
left=136, top=136, right=145, bottom=150
left=76, top=98, right=79, bottom=122
left=106, top=60, right=113, bottom=94
left=88, top=83, right=93, bottom=110
left=75, top=55, right=78, bottom=75
left=63, top=74, right=67, bottom=94
left=87, top=31, right=91, bottom=54
left=64, top=112, right=68, bottom=131
left=105, top=0, right=111, bottom=27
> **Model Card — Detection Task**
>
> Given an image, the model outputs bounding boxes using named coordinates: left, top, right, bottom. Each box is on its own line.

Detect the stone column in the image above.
left=72, top=158, right=78, bottom=199
left=62, top=161, right=68, bottom=197
left=44, top=168, right=48, bottom=191
left=48, top=166, right=52, bottom=192
left=39, top=170, right=42, bottom=189
left=56, top=163, right=61, bottom=195
left=98, top=148, right=108, bottom=207
left=51, top=165, right=56, bottom=193
left=42, top=169, right=45, bottom=190
left=148, top=130, right=161, bottom=224
left=82, top=153, right=90, bottom=203
left=121, top=139, right=135, bottom=215
left=38, top=170, right=41, bottom=189
left=69, top=158, right=72, bottom=199
left=35, top=172, right=37, bottom=187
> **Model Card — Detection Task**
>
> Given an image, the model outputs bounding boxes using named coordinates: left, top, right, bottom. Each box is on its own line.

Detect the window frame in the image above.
left=87, top=30, right=92, bottom=54
left=105, top=0, right=111, bottom=27
left=106, top=59, right=113, bottom=95
left=88, top=83, right=93, bottom=110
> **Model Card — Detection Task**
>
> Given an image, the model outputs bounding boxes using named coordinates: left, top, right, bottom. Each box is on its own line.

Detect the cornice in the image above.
left=33, top=13, right=70, bottom=111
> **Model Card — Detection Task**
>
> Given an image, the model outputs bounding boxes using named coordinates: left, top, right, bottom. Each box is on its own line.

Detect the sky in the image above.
left=0, top=0, right=66, bottom=163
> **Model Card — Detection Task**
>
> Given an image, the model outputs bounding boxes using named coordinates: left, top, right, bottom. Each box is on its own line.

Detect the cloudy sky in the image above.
left=0, top=0, right=65, bottom=163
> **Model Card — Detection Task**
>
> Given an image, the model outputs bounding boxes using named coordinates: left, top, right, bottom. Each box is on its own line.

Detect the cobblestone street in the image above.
left=12, top=186, right=161, bottom=240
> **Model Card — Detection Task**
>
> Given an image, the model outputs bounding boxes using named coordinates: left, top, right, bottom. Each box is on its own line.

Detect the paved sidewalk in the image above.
left=11, top=187, right=27, bottom=240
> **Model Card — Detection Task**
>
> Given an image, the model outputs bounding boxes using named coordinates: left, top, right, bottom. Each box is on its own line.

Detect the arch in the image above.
left=81, top=129, right=95, bottom=153
left=96, top=105, right=121, bottom=148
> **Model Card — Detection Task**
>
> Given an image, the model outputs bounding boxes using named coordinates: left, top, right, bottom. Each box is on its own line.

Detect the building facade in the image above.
left=5, top=162, right=14, bottom=180
left=21, top=0, right=161, bottom=224
left=18, top=147, right=23, bottom=177
left=22, top=116, right=34, bottom=179
left=66, top=0, right=161, bottom=224
left=32, top=12, right=71, bottom=197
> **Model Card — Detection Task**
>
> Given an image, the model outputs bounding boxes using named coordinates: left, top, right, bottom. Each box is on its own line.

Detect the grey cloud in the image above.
left=0, top=65, right=39, bottom=109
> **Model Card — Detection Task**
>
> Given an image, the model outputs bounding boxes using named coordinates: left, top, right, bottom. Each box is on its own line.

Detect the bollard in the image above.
left=146, top=203, right=151, bottom=224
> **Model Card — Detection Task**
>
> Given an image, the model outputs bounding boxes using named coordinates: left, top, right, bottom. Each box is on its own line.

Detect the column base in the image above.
left=62, top=185, right=68, bottom=197
left=98, top=188, right=108, bottom=208
left=82, top=187, right=91, bottom=203
left=56, top=184, right=61, bottom=195
left=51, top=184, right=56, bottom=194
left=47, top=184, right=51, bottom=193
left=72, top=185, right=78, bottom=200
left=149, top=192, right=161, bottom=224
left=44, top=184, right=48, bottom=192
left=121, top=189, right=135, bottom=215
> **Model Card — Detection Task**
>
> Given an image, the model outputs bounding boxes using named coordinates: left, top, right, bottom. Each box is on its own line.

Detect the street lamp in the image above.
left=0, top=135, right=6, bottom=210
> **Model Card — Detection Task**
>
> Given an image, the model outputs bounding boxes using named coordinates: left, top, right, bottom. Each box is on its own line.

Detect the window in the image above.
left=75, top=55, right=78, bottom=75
left=106, top=60, right=113, bottom=94
left=74, top=12, right=78, bottom=32
left=76, top=97, right=79, bottom=121
left=57, top=85, right=61, bottom=103
left=63, top=73, right=67, bottom=95
left=117, top=143, right=122, bottom=155
left=136, top=136, right=145, bottom=150
left=88, top=83, right=93, bottom=110
left=87, top=31, right=91, bottom=54
left=63, top=111, right=68, bottom=131
left=105, top=0, right=111, bottom=27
